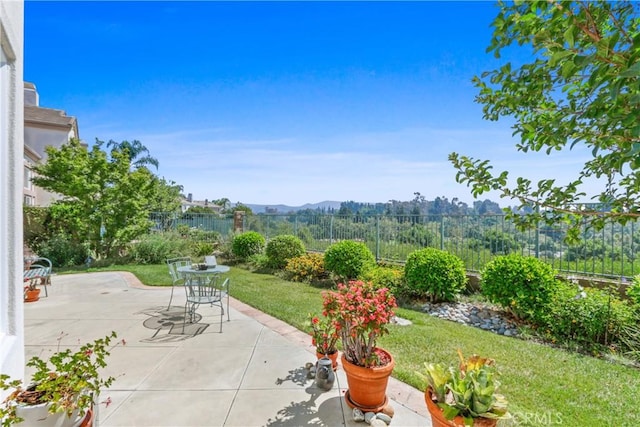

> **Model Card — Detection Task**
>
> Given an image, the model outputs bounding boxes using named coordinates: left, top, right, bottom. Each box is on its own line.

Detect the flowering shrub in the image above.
left=322, top=280, right=397, bottom=367
left=0, top=332, right=122, bottom=425
left=361, top=265, right=404, bottom=297
left=309, top=314, right=340, bottom=355
left=285, top=253, right=326, bottom=283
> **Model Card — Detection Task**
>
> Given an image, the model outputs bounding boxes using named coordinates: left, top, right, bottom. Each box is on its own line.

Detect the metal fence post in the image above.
left=330, top=215, right=334, bottom=244
left=375, top=215, right=380, bottom=261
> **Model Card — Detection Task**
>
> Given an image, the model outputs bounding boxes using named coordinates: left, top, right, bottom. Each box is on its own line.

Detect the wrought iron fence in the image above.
left=149, top=212, right=638, bottom=280
left=149, top=212, right=234, bottom=240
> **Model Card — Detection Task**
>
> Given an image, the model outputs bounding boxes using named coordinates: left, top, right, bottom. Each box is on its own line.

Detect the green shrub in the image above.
left=188, top=228, right=220, bottom=243
left=323, top=240, right=376, bottom=281
left=284, top=252, right=326, bottom=283
left=404, top=248, right=467, bottom=302
left=480, top=254, right=558, bottom=322
left=36, top=234, right=88, bottom=267
left=176, top=224, right=190, bottom=237
left=130, top=232, right=190, bottom=264
left=618, top=323, right=640, bottom=365
left=265, top=235, right=306, bottom=269
left=232, top=231, right=265, bottom=260
left=247, top=253, right=270, bottom=271
left=361, top=265, right=405, bottom=296
left=191, top=241, right=215, bottom=258
left=544, top=280, right=636, bottom=348
left=626, top=275, right=640, bottom=308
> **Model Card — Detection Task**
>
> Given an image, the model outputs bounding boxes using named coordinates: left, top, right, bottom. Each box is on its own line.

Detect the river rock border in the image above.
left=421, top=301, right=520, bottom=337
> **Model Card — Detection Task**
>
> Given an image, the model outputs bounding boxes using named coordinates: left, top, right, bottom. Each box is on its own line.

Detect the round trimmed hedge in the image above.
left=480, top=253, right=558, bottom=322
left=323, top=240, right=376, bottom=281
left=404, top=248, right=467, bottom=302
left=265, top=234, right=306, bottom=269
left=231, top=231, right=265, bottom=260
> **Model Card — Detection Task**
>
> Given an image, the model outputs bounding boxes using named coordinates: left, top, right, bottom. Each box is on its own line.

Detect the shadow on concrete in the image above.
left=136, top=306, right=208, bottom=342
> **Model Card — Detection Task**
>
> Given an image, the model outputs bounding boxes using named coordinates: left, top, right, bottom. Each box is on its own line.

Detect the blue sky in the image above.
left=24, top=1, right=592, bottom=207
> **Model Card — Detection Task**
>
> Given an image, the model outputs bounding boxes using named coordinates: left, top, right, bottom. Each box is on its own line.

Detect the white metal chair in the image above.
left=183, top=271, right=230, bottom=333
left=204, top=255, right=217, bottom=267
left=166, top=257, right=192, bottom=310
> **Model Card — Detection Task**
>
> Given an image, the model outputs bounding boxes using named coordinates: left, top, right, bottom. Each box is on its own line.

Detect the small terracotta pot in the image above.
left=79, top=408, right=94, bottom=427
left=24, top=288, right=41, bottom=302
left=341, top=348, right=394, bottom=413
left=425, top=388, right=497, bottom=427
left=316, top=351, right=339, bottom=371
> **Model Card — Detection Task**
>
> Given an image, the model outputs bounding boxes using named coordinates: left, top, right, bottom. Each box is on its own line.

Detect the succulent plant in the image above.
left=421, top=350, right=510, bottom=426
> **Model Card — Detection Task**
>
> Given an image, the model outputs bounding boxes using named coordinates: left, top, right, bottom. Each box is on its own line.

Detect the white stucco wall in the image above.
left=0, top=0, right=25, bottom=394
left=24, top=125, right=73, bottom=205
left=24, top=125, right=74, bottom=160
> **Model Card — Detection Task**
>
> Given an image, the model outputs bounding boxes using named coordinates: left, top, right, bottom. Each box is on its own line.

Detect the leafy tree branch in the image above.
left=450, top=0, right=640, bottom=242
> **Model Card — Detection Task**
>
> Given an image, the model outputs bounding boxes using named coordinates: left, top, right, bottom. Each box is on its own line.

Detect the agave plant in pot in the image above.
left=421, top=350, right=510, bottom=427
left=322, top=280, right=397, bottom=412
left=0, top=331, right=121, bottom=427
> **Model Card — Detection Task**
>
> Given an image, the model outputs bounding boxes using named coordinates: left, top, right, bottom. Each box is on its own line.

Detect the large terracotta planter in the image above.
left=341, top=348, right=395, bottom=413
left=316, top=350, right=339, bottom=371
left=425, top=388, right=497, bottom=427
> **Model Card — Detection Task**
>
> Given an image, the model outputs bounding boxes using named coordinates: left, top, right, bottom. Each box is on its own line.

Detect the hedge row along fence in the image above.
left=150, top=212, right=639, bottom=281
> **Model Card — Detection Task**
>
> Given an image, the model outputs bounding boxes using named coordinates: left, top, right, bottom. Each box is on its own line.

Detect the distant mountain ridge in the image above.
left=244, top=201, right=342, bottom=214
left=241, top=197, right=504, bottom=215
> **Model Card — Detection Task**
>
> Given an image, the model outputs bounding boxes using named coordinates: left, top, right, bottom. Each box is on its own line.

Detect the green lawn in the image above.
left=69, top=263, right=640, bottom=426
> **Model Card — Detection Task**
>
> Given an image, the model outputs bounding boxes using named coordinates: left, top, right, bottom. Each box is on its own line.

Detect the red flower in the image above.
left=309, top=313, right=339, bottom=355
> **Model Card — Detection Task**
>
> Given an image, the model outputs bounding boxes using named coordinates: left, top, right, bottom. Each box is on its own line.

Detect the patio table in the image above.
left=176, top=265, right=230, bottom=276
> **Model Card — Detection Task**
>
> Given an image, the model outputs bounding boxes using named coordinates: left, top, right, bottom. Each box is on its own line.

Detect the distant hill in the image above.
left=244, top=201, right=342, bottom=214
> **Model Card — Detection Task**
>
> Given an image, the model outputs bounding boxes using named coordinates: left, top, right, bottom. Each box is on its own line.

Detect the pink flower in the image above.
left=321, top=280, right=396, bottom=368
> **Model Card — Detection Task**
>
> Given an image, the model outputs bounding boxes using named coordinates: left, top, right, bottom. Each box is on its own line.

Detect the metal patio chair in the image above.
left=25, top=257, right=53, bottom=297
left=166, top=257, right=192, bottom=310
left=183, top=271, right=230, bottom=333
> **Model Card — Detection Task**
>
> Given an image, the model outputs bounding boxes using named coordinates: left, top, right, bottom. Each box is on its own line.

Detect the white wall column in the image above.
left=0, top=0, right=25, bottom=393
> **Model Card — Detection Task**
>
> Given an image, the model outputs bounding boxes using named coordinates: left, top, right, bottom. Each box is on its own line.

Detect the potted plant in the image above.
left=0, top=331, right=121, bottom=426
left=309, top=314, right=340, bottom=370
left=322, top=280, right=397, bottom=412
left=23, top=276, right=41, bottom=303
left=421, top=350, right=510, bottom=427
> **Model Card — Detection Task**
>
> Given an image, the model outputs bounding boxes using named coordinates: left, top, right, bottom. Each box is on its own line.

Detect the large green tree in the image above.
left=449, top=0, right=640, bottom=241
left=100, top=138, right=159, bottom=170
left=31, top=139, right=180, bottom=258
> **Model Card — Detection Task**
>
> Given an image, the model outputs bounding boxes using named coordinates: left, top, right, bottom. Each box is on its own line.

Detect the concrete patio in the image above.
left=23, top=271, right=431, bottom=427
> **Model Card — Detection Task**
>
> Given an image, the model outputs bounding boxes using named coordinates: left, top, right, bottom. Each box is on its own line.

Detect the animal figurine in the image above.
left=315, top=357, right=335, bottom=391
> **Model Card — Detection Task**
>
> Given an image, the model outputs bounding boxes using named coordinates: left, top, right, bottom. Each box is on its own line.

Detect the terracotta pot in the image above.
left=341, top=348, right=395, bottom=413
left=25, top=288, right=41, bottom=302
left=425, top=389, right=497, bottom=427
left=316, top=350, right=339, bottom=371
left=79, top=408, right=94, bottom=427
